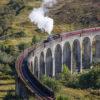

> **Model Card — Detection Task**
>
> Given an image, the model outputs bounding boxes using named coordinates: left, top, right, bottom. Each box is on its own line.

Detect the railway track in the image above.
left=16, top=48, right=55, bottom=100
left=16, top=27, right=100, bottom=100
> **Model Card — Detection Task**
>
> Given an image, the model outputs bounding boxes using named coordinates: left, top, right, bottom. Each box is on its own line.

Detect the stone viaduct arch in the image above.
left=34, top=56, right=38, bottom=78
left=92, top=35, right=100, bottom=63
left=63, top=42, right=71, bottom=70
left=46, top=48, right=53, bottom=77
left=82, top=37, right=91, bottom=69
left=55, top=44, right=62, bottom=78
left=40, top=52, right=45, bottom=77
left=73, top=39, right=81, bottom=72
left=29, top=28, right=100, bottom=78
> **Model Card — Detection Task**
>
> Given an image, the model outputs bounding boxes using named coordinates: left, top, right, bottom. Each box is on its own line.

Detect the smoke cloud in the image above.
left=29, top=0, right=57, bottom=34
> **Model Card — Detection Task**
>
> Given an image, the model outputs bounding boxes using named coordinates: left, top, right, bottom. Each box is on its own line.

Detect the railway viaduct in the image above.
left=28, top=27, right=100, bottom=78
left=16, top=27, right=100, bottom=99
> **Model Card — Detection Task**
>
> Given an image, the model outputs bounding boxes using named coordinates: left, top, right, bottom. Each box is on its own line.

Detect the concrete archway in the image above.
left=73, top=39, right=81, bottom=72
left=46, top=48, right=53, bottom=77
left=82, top=37, right=91, bottom=69
left=92, top=35, right=100, bottom=63
left=34, top=57, right=38, bottom=78
left=40, top=52, right=45, bottom=77
left=55, top=44, right=62, bottom=77
left=63, top=42, right=71, bottom=70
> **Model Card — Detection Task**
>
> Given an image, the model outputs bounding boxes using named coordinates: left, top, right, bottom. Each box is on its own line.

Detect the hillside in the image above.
left=50, top=0, right=100, bottom=32
left=0, top=0, right=100, bottom=39
left=0, top=0, right=100, bottom=99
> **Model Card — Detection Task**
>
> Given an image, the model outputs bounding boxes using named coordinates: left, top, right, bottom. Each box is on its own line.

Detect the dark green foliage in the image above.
left=60, top=64, right=100, bottom=89
left=79, top=65, right=100, bottom=89
left=18, top=43, right=30, bottom=51
left=3, top=92, right=14, bottom=100
left=0, top=52, right=14, bottom=64
left=32, top=35, right=38, bottom=44
left=11, top=31, right=27, bottom=38
left=0, top=44, right=7, bottom=51
left=60, top=65, right=71, bottom=81
left=1, top=45, right=18, bottom=55
left=6, top=45, right=19, bottom=55
left=0, top=44, right=19, bottom=56
left=0, top=64, right=12, bottom=74
left=59, top=65, right=79, bottom=88
left=3, top=91, right=22, bottom=100
left=8, top=0, right=25, bottom=15
left=64, top=74, right=80, bottom=88
left=41, top=76, right=61, bottom=93
left=0, top=52, right=16, bottom=75
left=57, top=95, right=69, bottom=100
left=0, top=0, right=25, bottom=36
left=0, top=44, right=19, bottom=75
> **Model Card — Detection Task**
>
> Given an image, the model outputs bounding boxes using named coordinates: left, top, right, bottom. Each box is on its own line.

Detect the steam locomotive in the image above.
left=43, top=34, right=61, bottom=43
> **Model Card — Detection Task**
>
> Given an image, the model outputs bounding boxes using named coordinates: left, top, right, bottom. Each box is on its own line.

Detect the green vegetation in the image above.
left=32, top=35, right=39, bottom=44
left=0, top=0, right=100, bottom=99
left=63, top=63, right=100, bottom=99
left=57, top=95, right=69, bottom=100
left=60, top=64, right=100, bottom=89
left=41, top=75, right=61, bottom=93
left=79, top=64, right=100, bottom=89
left=40, top=64, right=100, bottom=100
left=18, top=42, right=31, bottom=51
left=57, top=87, right=100, bottom=100
left=0, top=72, right=15, bottom=99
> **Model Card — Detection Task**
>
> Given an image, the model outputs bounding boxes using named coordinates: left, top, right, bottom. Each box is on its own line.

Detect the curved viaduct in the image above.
left=28, top=27, right=100, bottom=78
left=16, top=27, right=100, bottom=99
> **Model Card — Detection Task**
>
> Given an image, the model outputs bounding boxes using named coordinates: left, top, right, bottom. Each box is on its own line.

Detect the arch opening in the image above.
left=55, top=44, right=62, bottom=78
left=63, top=42, right=71, bottom=70
left=34, top=57, right=38, bottom=78
left=40, top=52, right=45, bottom=77
left=73, top=39, right=81, bottom=72
left=82, top=37, right=91, bottom=69
left=46, top=48, right=53, bottom=77
left=92, top=35, right=100, bottom=63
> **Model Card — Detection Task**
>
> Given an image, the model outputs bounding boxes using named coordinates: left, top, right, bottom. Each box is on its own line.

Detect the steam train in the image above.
left=43, top=34, right=61, bottom=43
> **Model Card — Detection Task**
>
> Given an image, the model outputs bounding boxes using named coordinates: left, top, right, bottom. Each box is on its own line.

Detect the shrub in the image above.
left=3, top=91, right=14, bottom=100
left=14, top=31, right=27, bottom=38
left=79, top=65, right=100, bottom=89
left=18, top=43, right=30, bottom=51
left=59, top=65, right=79, bottom=88
left=0, top=64, right=13, bottom=75
left=62, top=65, right=70, bottom=76
left=41, top=76, right=61, bottom=93
left=60, top=65, right=71, bottom=81
left=60, top=64, right=100, bottom=89
left=5, top=45, right=18, bottom=55
left=0, top=52, right=14, bottom=64
left=3, top=91, right=21, bottom=100
left=95, top=78, right=100, bottom=88
left=57, top=95, right=69, bottom=100
left=32, top=35, right=39, bottom=44
left=64, top=73, right=80, bottom=88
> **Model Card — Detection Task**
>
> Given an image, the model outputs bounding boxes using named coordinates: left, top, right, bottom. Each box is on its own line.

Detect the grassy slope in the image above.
left=3, top=0, right=98, bottom=56
left=57, top=86, right=100, bottom=100
left=0, top=1, right=42, bottom=99
left=0, top=72, right=15, bottom=99
left=0, top=0, right=100, bottom=45
left=0, top=0, right=45, bottom=46
left=0, top=0, right=100, bottom=99
left=51, top=0, right=100, bottom=33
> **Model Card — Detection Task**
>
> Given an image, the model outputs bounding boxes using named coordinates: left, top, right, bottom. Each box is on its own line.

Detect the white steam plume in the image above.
left=29, top=0, right=57, bottom=35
